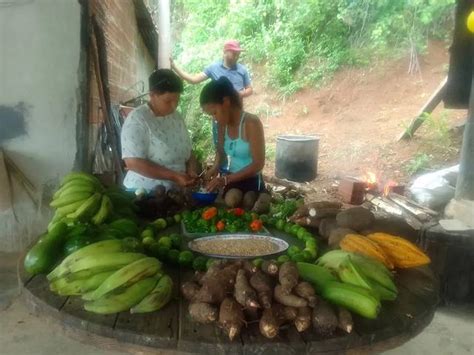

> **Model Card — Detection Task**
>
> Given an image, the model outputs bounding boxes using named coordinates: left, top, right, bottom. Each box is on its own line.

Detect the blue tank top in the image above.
left=224, top=112, right=253, bottom=173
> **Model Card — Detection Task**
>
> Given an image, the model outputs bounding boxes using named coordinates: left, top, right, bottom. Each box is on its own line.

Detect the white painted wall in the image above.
left=0, top=0, right=82, bottom=251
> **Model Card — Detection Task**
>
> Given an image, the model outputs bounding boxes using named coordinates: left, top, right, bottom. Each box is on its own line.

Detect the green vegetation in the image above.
left=172, top=0, right=455, bottom=162
left=406, top=152, right=432, bottom=175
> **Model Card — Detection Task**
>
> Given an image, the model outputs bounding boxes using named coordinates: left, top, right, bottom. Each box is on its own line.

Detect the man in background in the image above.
left=171, top=39, right=253, bottom=100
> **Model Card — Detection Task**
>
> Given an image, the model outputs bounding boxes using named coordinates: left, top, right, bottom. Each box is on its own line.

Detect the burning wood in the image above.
left=366, top=193, right=424, bottom=230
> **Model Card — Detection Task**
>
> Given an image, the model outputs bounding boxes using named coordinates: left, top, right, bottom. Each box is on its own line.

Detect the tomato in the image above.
left=216, top=220, right=226, bottom=231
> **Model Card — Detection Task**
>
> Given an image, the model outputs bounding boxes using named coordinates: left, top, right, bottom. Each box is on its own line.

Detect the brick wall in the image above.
left=89, top=0, right=156, bottom=125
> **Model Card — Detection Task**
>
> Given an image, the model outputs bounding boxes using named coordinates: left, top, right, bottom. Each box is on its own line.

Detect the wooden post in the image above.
left=158, top=0, right=171, bottom=69
left=455, top=60, right=474, bottom=201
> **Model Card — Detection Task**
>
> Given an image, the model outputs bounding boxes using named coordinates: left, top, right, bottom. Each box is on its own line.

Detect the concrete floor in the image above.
left=2, top=252, right=473, bottom=355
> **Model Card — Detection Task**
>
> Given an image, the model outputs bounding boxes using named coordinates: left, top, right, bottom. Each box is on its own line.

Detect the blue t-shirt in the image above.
left=204, top=61, right=251, bottom=92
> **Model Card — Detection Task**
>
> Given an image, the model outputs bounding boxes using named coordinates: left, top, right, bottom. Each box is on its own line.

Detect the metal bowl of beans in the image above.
left=188, top=234, right=289, bottom=259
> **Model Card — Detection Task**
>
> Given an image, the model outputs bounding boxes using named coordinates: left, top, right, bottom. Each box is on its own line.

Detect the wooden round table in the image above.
left=19, top=228, right=439, bottom=355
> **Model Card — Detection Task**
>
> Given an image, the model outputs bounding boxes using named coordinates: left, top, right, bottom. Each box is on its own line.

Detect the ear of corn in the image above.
left=339, top=234, right=394, bottom=269
left=366, top=233, right=430, bottom=268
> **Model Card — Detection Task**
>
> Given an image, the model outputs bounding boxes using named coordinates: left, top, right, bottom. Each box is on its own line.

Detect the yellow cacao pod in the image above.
left=340, top=234, right=394, bottom=269
left=366, top=233, right=430, bottom=269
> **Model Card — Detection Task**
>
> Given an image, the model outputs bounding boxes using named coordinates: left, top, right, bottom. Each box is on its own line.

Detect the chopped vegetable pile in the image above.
left=183, top=207, right=265, bottom=234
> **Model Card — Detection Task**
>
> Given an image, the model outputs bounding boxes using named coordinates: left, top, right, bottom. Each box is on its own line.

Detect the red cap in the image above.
left=223, top=40, right=244, bottom=52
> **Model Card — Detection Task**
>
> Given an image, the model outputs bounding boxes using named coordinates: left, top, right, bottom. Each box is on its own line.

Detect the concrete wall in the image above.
left=0, top=0, right=82, bottom=251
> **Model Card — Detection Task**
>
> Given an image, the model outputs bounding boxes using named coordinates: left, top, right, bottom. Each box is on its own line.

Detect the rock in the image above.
left=336, top=207, right=375, bottom=231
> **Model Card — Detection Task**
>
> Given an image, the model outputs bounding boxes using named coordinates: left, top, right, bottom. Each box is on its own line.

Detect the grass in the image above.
left=406, top=152, right=432, bottom=175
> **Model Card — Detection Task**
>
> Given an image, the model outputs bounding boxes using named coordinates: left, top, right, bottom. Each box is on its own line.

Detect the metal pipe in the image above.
left=158, top=0, right=171, bottom=69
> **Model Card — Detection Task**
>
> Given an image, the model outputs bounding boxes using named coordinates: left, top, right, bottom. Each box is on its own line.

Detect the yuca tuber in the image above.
left=181, top=281, right=200, bottom=302
left=279, top=262, right=299, bottom=293
left=294, top=306, right=312, bottom=332
left=272, top=303, right=297, bottom=324
left=189, top=302, right=218, bottom=324
left=219, top=297, right=244, bottom=341
left=328, top=228, right=355, bottom=248
left=318, top=218, right=338, bottom=240
left=234, top=269, right=260, bottom=308
left=195, top=263, right=240, bottom=304
left=261, top=260, right=279, bottom=276
left=193, top=271, right=205, bottom=284
left=274, top=285, right=308, bottom=308
left=249, top=271, right=274, bottom=309
left=292, top=201, right=342, bottom=220
left=242, top=260, right=257, bottom=276
left=337, top=307, right=353, bottom=334
left=259, top=308, right=280, bottom=339
left=308, top=207, right=340, bottom=218
left=252, top=193, right=272, bottom=214
left=312, top=299, right=338, bottom=336
left=294, top=282, right=317, bottom=307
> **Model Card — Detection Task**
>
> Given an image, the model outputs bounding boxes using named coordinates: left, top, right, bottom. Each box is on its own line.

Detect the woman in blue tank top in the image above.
left=200, top=77, right=266, bottom=198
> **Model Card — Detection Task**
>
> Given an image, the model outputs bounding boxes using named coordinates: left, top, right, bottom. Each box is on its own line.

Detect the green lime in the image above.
left=303, top=247, right=317, bottom=259
left=275, top=219, right=285, bottom=230
left=252, top=258, right=264, bottom=268
left=157, top=245, right=170, bottom=260
left=158, top=236, right=172, bottom=249
left=206, top=258, right=217, bottom=270
left=297, top=227, right=307, bottom=240
left=153, top=218, right=167, bottom=230
left=302, top=249, right=316, bottom=261
left=284, top=223, right=293, bottom=234
left=141, top=228, right=154, bottom=240
left=305, top=239, right=317, bottom=250
left=167, top=249, right=180, bottom=264
left=174, top=213, right=182, bottom=223
left=277, top=255, right=290, bottom=264
left=192, top=256, right=208, bottom=271
left=142, top=236, right=155, bottom=246
left=287, top=245, right=301, bottom=257
left=290, top=251, right=306, bottom=263
left=259, top=214, right=269, bottom=223
left=166, top=216, right=175, bottom=226
left=290, top=224, right=300, bottom=236
left=178, top=250, right=194, bottom=267
left=170, top=234, right=182, bottom=249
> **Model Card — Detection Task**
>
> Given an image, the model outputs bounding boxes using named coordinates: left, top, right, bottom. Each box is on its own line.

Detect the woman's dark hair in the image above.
left=148, top=69, right=183, bottom=94
left=200, top=77, right=242, bottom=108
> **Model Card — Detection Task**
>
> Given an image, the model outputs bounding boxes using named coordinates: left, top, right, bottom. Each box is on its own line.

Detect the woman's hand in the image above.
left=204, top=166, right=218, bottom=181
left=206, top=176, right=225, bottom=192
left=174, top=173, right=196, bottom=188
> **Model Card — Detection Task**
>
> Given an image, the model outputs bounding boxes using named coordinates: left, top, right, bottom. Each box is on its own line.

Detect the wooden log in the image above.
left=398, top=77, right=447, bottom=140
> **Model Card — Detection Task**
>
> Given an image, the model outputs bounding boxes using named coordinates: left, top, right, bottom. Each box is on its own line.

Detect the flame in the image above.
left=383, top=180, right=398, bottom=196
left=366, top=172, right=377, bottom=185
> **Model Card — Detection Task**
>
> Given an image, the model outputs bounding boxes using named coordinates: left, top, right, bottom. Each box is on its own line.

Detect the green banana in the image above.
left=67, top=192, right=102, bottom=220
left=316, top=250, right=350, bottom=269
left=84, top=277, right=158, bottom=314
left=50, top=191, right=93, bottom=208
left=50, top=270, right=115, bottom=296
left=338, top=257, right=373, bottom=291
left=350, top=254, right=396, bottom=293
left=321, top=281, right=381, bottom=319
left=91, top=195, right=113, bottom=225
left=60, top=172, right=102, bottom=188
left=83, top=257, right=161, bottom=301
left=48, top=250, right=144, bottom=280
left=53, top=179, right=96, bottom=200
left=130, top=275, right=173, bottom=313
left=55, top=184, right=97, bottom=200
left=53, top=237, right=122, bottom=274
left=56, top=199, right=88, bottom=217
left=296, top=262, right=338, bottom=292
left=367, top=279, right=397, bottom=301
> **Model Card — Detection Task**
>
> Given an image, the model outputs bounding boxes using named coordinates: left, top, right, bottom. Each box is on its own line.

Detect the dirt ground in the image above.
left=246, top=41, right=466, bottom=200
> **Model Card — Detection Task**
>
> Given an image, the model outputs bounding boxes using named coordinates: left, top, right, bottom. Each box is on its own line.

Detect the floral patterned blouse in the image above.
left=121, top=104, right=192, bottom=192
